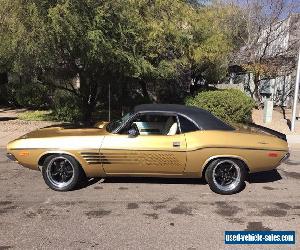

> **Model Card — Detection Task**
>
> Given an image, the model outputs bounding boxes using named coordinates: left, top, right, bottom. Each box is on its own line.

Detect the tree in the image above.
left=230, top=0, right=300, bottom=103
left=0, top=0, right=235, bottom=122
left=188, top=2, right=237, bottom=88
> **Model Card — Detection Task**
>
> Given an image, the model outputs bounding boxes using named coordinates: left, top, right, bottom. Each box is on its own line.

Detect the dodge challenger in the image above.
left=6, top=104, right=289, bottom=194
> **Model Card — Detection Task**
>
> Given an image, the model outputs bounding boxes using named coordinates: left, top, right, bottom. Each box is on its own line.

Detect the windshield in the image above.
left=106, top=112, right=133, bottom=133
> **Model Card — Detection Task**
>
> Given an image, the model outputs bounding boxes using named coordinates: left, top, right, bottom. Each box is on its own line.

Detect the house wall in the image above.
left=216, top=71, right=296, bottom=107
left=221, top=14, right=300, bottom=107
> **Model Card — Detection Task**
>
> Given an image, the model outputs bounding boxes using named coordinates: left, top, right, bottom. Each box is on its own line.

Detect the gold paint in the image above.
left=6, top=124, right=288, bottom=178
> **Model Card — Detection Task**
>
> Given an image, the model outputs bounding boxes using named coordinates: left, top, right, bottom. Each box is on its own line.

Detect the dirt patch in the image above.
left=214, top=201, right=241, bottom=217
left=153, top=204, right=166, bottom=210
left=274, top=202, right=292, bottom=210
left=0, top=205, right=17, bottom=215
left=25, top=211, right=36, bottom=218
left=284, top=160, right=300, bottom=166
left=0, top=201, right=12, bottom=206
left=147, top=197, right=174, bottom=210
left=55, top=201, right=84, bottom=207
left=262, top=186, right=276, bottom=190
left=37, top=208, right=54, bottom=215
left=168, top=204, right=193, bottom=216
left=118, top=187, right=128, bottom=190
left=0, top=246, right=12, bottom=250
left=143, top=213, right=158, bottom=219
left=69, top=240, right=99, bottom=249
left=260, top=208, right=287, bottom=217
left=245, top=222, right=272, bottom=231
left=148, top=197, right=174, bottom=205
left=94, top=186, right=103, bottom=190
left=227, top=218, right=244, bottom=224
left=281, top=171, right=300, bottom=179
left=85, top=209, right=112, bottom=218
left=127, top=203, right=139, bottom=209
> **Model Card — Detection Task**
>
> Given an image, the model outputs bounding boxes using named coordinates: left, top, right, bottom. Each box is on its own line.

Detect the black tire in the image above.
left=42, top=154, right=85, bottom=191
left=205, top=158, right=247, bottom=195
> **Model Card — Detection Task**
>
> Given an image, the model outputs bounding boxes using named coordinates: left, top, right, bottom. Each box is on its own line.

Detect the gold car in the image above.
left=6, top=104, right=289, bottom=194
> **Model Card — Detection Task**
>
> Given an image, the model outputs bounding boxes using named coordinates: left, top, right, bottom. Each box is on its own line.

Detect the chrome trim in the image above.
left=280, top=152, right=290, bottom=163
left=6, top=153, right=17, bottom=162
left=10, top=148, right=100, bottom=151
left=10, top=146, right=287, bottom=153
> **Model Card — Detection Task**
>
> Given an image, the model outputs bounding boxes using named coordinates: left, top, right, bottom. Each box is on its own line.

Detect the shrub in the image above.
left=185, top=89, right=255, bottom=124
left=52, top=90, right=82, bottom=122
left=14, top=82, right=49, bottom=108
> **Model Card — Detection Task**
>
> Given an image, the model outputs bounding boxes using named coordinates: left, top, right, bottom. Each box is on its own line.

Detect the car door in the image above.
left=100, top=113, right=187, bottom=175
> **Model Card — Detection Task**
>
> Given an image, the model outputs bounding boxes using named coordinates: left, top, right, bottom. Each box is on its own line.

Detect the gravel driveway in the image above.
left=0, top=108, right=57, bottom=147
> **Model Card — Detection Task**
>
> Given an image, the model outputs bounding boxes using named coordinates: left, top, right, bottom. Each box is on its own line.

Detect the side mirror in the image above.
left=128, top=128, right=138, bottom=138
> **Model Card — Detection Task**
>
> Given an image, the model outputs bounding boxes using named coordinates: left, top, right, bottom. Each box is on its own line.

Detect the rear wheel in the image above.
left=205, top=158, right=246, bottom=195
left=42, top=154, right=84, bottom=191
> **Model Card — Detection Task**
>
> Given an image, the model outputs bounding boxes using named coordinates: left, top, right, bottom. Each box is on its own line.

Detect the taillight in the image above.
left=268, top=152, right=278, bottom=157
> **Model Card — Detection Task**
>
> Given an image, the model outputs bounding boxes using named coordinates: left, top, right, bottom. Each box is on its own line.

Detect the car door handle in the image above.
left=173, top=142, right=180, bottom=147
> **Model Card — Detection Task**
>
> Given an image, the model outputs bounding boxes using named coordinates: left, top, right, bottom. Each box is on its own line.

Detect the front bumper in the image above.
left=6, top=153, right=17, bottom=162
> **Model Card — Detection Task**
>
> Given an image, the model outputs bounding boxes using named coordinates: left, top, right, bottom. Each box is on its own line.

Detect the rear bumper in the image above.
left=280, top=152, right=290, bottom=164
left=6, top=153, right=17, bottom=162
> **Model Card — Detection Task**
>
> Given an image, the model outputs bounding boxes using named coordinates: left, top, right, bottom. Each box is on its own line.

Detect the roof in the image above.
left=134, top=104, right=234, bottom=131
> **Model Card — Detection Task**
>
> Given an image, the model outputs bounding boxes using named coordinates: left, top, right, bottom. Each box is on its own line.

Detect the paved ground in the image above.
left=0, top=148, right=299, bottom=250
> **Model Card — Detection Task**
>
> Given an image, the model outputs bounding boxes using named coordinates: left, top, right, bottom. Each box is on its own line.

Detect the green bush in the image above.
left=52, top=90, right=82, bottom=122
left=14, top=82, right=49, bottom=108
left=185, top=89, right=255, bottom=124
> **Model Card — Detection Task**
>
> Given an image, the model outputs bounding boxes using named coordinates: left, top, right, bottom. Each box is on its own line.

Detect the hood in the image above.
left=18, top=123, right=109, bottom=139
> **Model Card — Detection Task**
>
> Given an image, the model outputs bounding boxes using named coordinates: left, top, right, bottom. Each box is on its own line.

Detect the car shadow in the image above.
left=75, top=170, right=282, bottom=190
left=75, top=177, right=207, bottom=190
left=101, top=177, right=206, bottom=185
left=0, top=117, right=17, bottom=121
left=73, top=177, right=103, bottom=190
left=246, top=169, right=282, bottom=183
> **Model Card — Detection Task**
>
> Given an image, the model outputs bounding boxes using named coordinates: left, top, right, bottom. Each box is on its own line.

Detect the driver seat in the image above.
left=162, top=117, right=178, bottom=135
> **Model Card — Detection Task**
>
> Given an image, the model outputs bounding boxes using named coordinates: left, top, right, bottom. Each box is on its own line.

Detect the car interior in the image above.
left=120, top=114, right=179, bottom=135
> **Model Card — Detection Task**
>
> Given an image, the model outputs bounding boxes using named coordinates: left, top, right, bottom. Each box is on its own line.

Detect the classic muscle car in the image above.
left=6, top=104, right=289, bottom=194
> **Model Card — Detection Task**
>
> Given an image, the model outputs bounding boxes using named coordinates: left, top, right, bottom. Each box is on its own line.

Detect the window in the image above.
left=178, top=115, right=198, bottom=133
left=119, top=113, right=179, bottom=135
left=106, top=112, right=133, bottom=132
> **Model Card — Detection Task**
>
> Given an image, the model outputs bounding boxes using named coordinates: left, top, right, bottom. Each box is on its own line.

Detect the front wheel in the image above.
left=205, top=158, right=246, bottom=195
left=42, top=154, right=84, bottom=191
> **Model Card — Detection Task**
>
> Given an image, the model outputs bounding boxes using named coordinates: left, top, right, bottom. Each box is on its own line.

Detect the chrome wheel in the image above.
left=46, top=156, right=75, bottom=189
left=212, top=159, right=241, bottom=192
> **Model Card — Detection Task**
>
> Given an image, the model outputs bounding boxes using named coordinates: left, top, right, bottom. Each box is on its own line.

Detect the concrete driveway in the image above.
left=0, top=148, right=299, bottom=250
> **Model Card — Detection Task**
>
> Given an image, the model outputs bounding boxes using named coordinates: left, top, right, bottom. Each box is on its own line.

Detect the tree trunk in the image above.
left=0, top=72, right=8, bottom=105
left=253, top=73, right=262, bottom=107
left=79, top=73, right=98, bottom=124
left=140, top=80, right=150, bottom=102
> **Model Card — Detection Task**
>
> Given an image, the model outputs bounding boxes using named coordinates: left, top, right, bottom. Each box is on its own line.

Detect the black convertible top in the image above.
left=134, top=104, right=234, bottom=131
